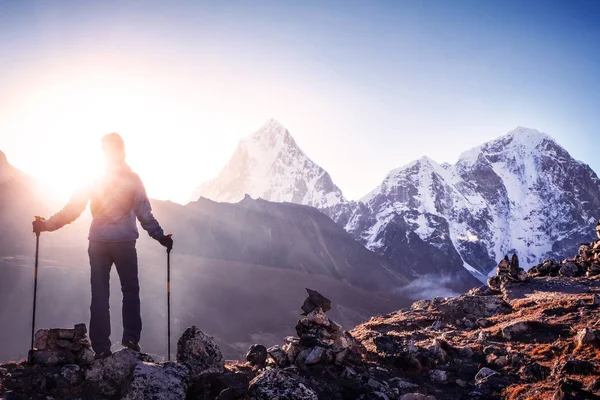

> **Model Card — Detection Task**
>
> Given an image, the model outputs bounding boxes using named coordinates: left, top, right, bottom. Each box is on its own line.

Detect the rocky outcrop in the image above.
left=85, top=349, right=155, bottom=398
left=122, top=362, right=189, bottom=400
left=529, top=225, right=600, bottom=278
left=177, top=325, right=224, bottom=379
left=248, top=369, right=318, bottom=400
left=2, top=240, right=600, bottom=399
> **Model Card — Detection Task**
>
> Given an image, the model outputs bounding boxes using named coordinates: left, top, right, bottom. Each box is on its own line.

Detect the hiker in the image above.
left=31, top=133, right=173, bottom=359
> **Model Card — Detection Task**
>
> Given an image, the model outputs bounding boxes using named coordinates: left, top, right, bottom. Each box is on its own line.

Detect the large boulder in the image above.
left=301, top=289, right=332, bottom=315
left=122, top=361, right=189, bottom=400
left=85, top=349, right=154, bottom=397
left=177, top=326, right=224, bottom=379
left=246, top=344, right=268, bottom=367
left=501, top=321, right=531, bottom=341
left=440, top=295, right=511, bottom=319
left=248, top=369, right=318, bottom=400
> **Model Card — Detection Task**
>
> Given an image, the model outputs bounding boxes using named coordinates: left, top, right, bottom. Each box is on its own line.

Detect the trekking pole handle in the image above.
left=166, top=233, right=173, bottom=254
left=33, top=216, right=45, bottom=237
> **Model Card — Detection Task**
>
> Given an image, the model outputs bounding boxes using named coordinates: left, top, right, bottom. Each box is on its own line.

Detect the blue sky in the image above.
left=1, top=0, right=599, bottom=201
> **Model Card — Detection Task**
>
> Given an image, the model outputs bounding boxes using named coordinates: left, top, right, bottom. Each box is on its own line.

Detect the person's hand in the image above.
left=159, top=234, right=173, bottom=251
left=32, top=217, right=47, bottom=234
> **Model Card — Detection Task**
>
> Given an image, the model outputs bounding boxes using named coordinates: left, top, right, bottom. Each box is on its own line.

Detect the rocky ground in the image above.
left=2, top=256, right=600, bottom=399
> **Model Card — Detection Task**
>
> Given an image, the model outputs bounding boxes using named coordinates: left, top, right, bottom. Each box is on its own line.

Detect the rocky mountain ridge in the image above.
left=349, top=127, right=600, bottom=282
left=3, top=239, right=600, bottom=400
left=193, top=122, right=600, bottom=292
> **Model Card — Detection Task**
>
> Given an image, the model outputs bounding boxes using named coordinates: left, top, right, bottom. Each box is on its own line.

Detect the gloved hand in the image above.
left=32, top=217, right=47, bottom=234
left=158, top=234, right=173, bottom=251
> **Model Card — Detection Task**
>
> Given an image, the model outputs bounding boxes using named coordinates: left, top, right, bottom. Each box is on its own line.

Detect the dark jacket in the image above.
left=45, top=163, right=164, bottom=242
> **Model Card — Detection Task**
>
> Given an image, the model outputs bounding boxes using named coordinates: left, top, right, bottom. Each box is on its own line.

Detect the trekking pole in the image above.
left=29, top=216, right=43, bottom=365
left=167, top=234, right=172, bottom=361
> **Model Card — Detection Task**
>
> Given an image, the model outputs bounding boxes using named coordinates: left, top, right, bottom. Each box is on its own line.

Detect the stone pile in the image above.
left=246, top=288, right=363, bottom=370
left=487, top=254, right=527, bottom=291
left=30, top=323, right=94, bottom=365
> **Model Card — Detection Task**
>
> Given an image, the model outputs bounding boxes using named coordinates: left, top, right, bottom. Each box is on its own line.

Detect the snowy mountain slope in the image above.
left=192, top=119, right=346, bottom=209
left=346, top=127, right=600, bottom=284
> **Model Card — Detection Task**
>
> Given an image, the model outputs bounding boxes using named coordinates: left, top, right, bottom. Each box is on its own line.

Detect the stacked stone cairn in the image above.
left=246, top=288, right=363, bottom=369
left=529, top=222, right=600, bottom=278
left=31, top=323, right=94, bottom=365
left=487, top=254, right=528, bottom=291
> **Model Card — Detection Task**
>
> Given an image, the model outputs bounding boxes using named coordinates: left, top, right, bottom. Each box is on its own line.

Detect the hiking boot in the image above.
left=121, top=339, right=141, bottom=352
left=94, top=350, right=112, bottom=360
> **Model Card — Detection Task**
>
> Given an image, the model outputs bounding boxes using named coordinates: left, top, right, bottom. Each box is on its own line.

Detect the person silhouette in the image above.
left=32, top=133, right=173, bottom=359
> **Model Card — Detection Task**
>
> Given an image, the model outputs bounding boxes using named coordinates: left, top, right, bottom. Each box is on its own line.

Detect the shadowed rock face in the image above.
left=152, top=196, right=413, bottom=292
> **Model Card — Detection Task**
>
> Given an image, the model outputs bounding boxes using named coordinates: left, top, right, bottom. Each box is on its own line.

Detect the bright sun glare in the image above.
left=11, top=70, right=204, bottom=203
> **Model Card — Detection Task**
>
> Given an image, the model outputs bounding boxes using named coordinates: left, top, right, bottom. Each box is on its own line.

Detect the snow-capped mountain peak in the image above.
left=458, top=126, right=553, bottom=167
left=191, top=120, right=346, bottom=208
left=344, top=127, right=600, bottom=288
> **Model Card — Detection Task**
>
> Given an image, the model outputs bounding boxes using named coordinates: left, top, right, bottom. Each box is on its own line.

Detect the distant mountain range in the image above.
left=194, top=121, right=600, bottom=289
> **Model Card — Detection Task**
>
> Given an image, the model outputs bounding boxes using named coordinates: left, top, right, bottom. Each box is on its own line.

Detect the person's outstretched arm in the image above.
left=132, top=175, right=172, bottom=249
left=43, top=188, right=90, bottom=231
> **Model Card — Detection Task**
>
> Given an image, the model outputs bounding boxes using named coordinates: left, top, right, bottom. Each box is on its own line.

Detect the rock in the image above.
left=249, top=369, right=318, bottom=400
left=475, top=367, right=498, bottom=381
left=388, top=377, right=418, bottom=389
left=476, top=331, right=488, bottom=343
left=517, top=270, right=528, bottom=281
left=74, top=323, right=87, bottom=341
left=76, top=347, right=95, bottom=365
left=411, top=300, right=431, bottom=310
left=284, top=342, right=301, bottom=364
left=31, top=349, right=75, bottom=365
left=34, top=329, right=49, bottom=350
left=553, top=359, right=596, bottom=375
left=305, top=307, right=330, bottom=327
left=442, top=295, right=511, bottom=318
left=428, top=369, right=447, bottom=384
left=487, top=275, right=501, bottom=291
left=359, top=392, right=389, bottom=400
left=456, top=379, right=467, bottom=388
left=267, top=345, right=287, bottom=366
left=122, top=361, right=189, bottom=400
left=85, top=349, right=154, bottom=397
left=245, top=344, right=268, bottom=367
left=367, top=378, right=386, bottom=390
left=520, top=362, right=549, bottom=381
left=399, top=393, right=436, bottom=400
left=304, top=346, right=331, bottom=365
left=430, top=319, right=443, bottom=331
left=177, top=326, right=224, bottom=379
left=468, top=286, right=497, bottom=296
left=592, top=294, right=600, bottom=306
left=576, top=328, right=597, bottom=347
left=501, top=321, right=530, bottom=341
left=406, top=339, right=418, bottom=354
left=427, top=339, right=448, bottom=363
left=559, top=263, right=579, bottom=277
left=476, top=318, right=489, bottom=328
left=60, top=364, right=82, bottom=386
left=301, top=289, right=332, bottom=315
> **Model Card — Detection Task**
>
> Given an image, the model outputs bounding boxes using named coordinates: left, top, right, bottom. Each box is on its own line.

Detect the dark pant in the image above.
left=88, top=240, right=141, bottom=353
